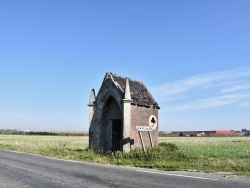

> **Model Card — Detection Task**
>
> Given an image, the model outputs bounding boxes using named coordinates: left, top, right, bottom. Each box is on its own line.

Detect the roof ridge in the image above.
left=108, top=72, right=124, bottom=92
left=110, top=72, right=144, bottom=84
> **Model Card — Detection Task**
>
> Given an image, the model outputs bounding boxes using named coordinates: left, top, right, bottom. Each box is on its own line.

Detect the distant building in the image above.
left=171, top=130, right=235, bottom=135
left=88, top=72, right=160, bottom=152
left=215, top=130, right=235, bottom=135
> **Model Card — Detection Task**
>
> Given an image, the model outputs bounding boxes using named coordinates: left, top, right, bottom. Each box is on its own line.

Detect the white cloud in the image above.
left=220, top=85, right=250, bottom=93
left=161, top=96, right=185, bottom=102
left=151, top=67, right=250, bottom=113
left=166, top=94, right=250, bottom=112
left=197, top=94, right=250, bottom=108
left=151, top=67, right=250, bottom=102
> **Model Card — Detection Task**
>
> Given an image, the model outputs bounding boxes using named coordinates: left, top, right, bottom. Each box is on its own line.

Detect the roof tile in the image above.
left=110, top=73, right=160, bottom=109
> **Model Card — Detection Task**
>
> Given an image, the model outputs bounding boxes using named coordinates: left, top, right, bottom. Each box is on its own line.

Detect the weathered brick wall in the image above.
left=130, top=105, right=158, bottom=149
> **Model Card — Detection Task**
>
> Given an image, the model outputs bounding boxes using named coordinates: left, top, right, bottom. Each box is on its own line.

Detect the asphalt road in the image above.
left=0, top=149, right=249, bottom=188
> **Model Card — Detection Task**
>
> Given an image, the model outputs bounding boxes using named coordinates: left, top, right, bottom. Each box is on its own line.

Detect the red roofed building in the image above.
left=216, top=130, right=235, bottom=135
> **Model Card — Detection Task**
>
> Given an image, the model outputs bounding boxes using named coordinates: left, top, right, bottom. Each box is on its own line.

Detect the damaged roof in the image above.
left=106, top=72, right=160, bottom=109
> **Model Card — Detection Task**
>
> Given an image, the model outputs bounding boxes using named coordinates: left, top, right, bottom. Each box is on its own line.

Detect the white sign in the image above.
left=136, top=126, right=153, bottom=132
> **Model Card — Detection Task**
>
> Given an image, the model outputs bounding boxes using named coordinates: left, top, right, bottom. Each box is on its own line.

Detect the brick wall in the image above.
left=130, top=105, right=158, bottom=149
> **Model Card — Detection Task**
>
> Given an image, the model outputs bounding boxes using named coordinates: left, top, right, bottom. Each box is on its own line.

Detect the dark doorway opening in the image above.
left=112, top=119, right=122, bottom=151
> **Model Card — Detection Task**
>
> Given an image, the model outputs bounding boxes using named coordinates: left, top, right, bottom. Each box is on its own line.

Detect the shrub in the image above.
left=244, top=132, right=250, bottom=136
left=190, top=133, right=197, bottom=137
left=159, top=142, right=178, bottom=151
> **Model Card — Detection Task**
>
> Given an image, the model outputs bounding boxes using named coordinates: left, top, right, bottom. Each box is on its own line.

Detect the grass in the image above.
left=0, top=135, right=249, bottom=177
left=159, top=137, right=250, bottom=176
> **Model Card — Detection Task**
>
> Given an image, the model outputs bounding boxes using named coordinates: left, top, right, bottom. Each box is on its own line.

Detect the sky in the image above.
left=0, top=0, right=250, bottom=132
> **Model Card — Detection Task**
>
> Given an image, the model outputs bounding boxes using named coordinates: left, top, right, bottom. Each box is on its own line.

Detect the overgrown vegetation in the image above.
left=0, top=135, right=249, bottom=177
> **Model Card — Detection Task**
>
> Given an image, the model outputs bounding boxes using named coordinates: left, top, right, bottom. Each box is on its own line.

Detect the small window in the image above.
left=149, top=115, right=157, bottom=130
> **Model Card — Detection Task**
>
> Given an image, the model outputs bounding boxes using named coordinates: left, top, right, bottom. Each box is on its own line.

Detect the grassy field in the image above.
left=0, top=135, right=249, bottom=177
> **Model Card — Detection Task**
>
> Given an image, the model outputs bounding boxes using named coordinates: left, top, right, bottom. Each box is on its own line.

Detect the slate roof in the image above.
left=107, top=72, right=160, bottom=109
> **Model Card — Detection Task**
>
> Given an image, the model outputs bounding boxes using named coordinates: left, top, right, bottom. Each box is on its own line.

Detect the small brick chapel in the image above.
left=88, top=72, right=160, bottom=152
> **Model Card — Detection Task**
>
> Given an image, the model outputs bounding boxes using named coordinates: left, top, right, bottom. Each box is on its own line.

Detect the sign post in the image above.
left=136, top=125, right=154, bottom=152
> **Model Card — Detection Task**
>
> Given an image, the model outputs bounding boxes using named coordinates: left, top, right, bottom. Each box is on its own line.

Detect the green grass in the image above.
left=159, top=137, right=250, bottom=175
left=160, top=137, right=250, bottom=158
left=0, top=135, right=249, bottom=177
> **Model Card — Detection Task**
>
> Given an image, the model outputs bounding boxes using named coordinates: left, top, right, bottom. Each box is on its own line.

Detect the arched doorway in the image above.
left=101, top=96, right=123, bottom=151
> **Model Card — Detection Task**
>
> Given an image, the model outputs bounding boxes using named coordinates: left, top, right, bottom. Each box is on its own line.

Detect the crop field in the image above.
left=0, top=135, right=249, bottom=177
left=159, top=137, right=250, bottom=158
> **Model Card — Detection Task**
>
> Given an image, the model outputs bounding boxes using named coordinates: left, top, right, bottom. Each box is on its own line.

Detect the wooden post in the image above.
left=148, top=131, right=153, bottom=147
left=139, top=131, right=146, bottom=152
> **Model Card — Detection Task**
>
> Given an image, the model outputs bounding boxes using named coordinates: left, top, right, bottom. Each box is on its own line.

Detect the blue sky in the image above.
left=0, top=1, right=250, bottom=131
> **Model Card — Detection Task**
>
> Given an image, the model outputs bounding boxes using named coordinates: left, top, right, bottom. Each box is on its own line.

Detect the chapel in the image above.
left=88, top=72, right=160, bottom=152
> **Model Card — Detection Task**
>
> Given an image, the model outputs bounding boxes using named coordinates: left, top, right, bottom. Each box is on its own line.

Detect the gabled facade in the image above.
left=88, top=72, right=160, bottom=152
